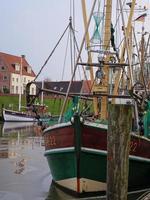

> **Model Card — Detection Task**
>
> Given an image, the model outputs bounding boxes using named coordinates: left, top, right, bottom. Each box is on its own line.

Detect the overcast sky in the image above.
left=0, top=0, right=150, bottom=81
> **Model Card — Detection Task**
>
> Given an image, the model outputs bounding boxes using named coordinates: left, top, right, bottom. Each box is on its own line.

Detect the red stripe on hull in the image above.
left=44, top=122, right=150, bottom=159
left=82, top=125, right=150, bottom=159
left=44, top=126, right=74, bottom=150
left=82, top=126, right=107, bottom=150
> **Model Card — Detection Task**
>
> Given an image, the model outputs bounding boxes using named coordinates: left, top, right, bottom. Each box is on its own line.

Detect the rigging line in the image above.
left=61, top=29, right=70, bottom=81
left=133, top=27, right=148, bottom=96
left=69, top=17, right=74, bottom=78
left=145, top=33, right=150, bottom=58
left=115, top=0, right=126, bottom=48
left=98, top=1, right=119, bottom=63
left=118, top=0, right=134, bottom=86
left=70, top=0, right=72, bottom=19
left=73, top=39, right=90, bottom=92
left=67, top=24, right=98, bottom=105
left=144, top=34, right=150, bottom=84
left=69, top=17, right=82, bottom=81
left=72, top=31, right=91, bottom=92
left=74, top=46, right=82, bottom=81
left=72, top=0, right=76, bottom=79
left=34, top=23, right=70, bottom=81
left=72, top=0, right=75, bottom=36
left=58, top=0, right=97, bottom=123
left=69, top=15, right=91, bottom=92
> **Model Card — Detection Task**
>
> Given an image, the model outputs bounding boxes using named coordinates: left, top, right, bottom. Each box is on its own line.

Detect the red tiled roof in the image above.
left=81, top=80, right=92, bottom=93
left=0, top=52, right=36, bottom=77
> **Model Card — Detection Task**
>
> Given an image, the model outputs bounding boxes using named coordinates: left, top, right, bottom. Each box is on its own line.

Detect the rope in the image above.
left=34, top=23, right=70, bottom=81
left=69, top=17, right=74, bottom=77
left=61, top=30, right=70, bottom=80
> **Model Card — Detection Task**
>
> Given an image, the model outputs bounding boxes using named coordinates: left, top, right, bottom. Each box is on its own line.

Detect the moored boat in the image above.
left=2, top=108, right=38, bottom=122
left=43, top=114, right=150, bottom=194
left=43, top=0, right=150, bottom=196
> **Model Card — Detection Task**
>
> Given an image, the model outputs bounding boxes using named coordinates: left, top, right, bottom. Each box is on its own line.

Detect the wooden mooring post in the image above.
left=107, top=104, right=132, bottom=200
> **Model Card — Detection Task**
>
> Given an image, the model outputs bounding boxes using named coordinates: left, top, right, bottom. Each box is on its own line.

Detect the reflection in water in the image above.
left=0, top=122, right=51, bottom=200
left=0, top=122, right=149, bottom=200
left=14, top=158, right=25, bottom=174
left=0, top=122, right=43, bottom=160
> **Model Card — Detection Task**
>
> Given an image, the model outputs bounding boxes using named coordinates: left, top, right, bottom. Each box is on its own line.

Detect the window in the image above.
left=16, top=86, right=18, bottom=94
left=3, top=86, right=9, bottom=93
left=27, top=66, right=31, bottom=74
left=24, top=77, right=26, bottom=83
left=3, top=75, right=8, bottom=80
left=31, top=87, right=34, bottom=95
left=1, top=66, right=5, bottom=71
left=13, top=63, right=20, bottom=71
left=16, top=78, right=18, bottom=82
left=16, top=63, right=20, bottom=71
left=11, top=85, right=14, bottom=94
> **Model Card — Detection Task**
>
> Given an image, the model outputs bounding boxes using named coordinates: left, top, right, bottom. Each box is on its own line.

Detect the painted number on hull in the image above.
left=45, top=136, right=56, bottom=147
left=130, top=141, right=137, bottom=152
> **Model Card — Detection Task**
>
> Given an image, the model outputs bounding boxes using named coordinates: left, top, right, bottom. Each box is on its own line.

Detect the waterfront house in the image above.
left=0, top=52, right=36, bottom=94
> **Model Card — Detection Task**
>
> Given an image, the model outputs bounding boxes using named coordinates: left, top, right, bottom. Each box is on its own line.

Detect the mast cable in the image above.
left=58, top=0, right=97, bottom=123
left=34, top=23, right=70, bottom=81
left=61, top=29, right=70, bottom=80
left=133, top=27, right=148, bottom=96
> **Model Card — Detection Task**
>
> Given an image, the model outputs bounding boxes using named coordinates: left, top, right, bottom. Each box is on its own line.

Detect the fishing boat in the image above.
left=2, top=108, right=38, bottom=122
left=1, top=54, right=37, bottom=122
left=43, top=0, right=150, bottom=196
left=2, top=82, right=51, bottom=122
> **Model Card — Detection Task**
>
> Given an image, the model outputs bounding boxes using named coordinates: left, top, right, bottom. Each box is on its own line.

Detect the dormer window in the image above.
left=25, top=65, right=31, bottom=74
left=12, top=63, right=20, bottom=71
left=27, top=66, right=31, bottom=74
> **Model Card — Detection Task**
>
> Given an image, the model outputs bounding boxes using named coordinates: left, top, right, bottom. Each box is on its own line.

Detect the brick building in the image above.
left=0, top=52, right=36, bottom=94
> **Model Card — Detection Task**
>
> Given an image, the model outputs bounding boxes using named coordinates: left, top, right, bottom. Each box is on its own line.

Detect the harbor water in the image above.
left=0, top=122, right=149, bottom=200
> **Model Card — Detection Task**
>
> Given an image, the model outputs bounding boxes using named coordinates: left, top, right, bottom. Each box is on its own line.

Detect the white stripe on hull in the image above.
left=82, top=147, right=150, bottom=162
left=45, top=147, right=75, bottom=155
left=56, top=178, right=106, bottom=193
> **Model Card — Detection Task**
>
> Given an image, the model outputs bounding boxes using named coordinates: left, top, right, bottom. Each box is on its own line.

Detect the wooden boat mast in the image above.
left=113, top=0, right=136, bottom=97
left=100, top=0, right=112, bottom=119
left=81, top=0, right=99, bottom=116
left=58, top=0, right=97, bottom=123
left=81, top=0, right=113, bottom=119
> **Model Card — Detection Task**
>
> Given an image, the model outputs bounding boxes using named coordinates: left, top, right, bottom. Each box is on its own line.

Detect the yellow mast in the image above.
left=140, top=32, right=145, bottom=84
left=113, top=0, right=136, bottom=98
left=81, top=0, right=135, bottom=119
left=100, top=0, right=112, bottom=119
left=81, top=0, right=99, bottom=116
left=81, top=0, right=113, bottom=119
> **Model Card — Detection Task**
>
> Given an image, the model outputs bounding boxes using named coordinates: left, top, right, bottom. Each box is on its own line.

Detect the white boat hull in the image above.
left=2, top=109, right=37, bottom=122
